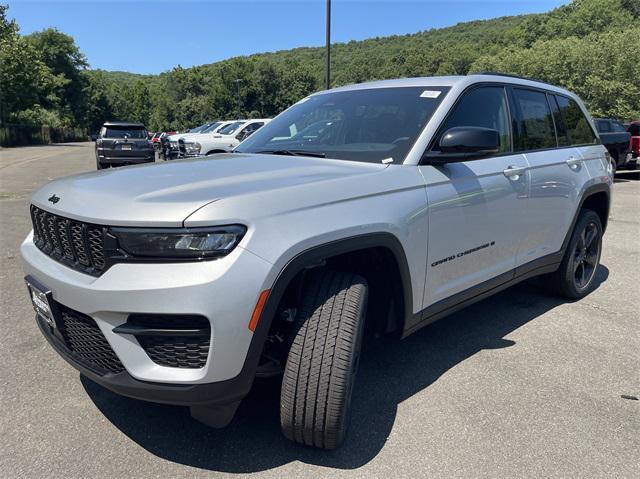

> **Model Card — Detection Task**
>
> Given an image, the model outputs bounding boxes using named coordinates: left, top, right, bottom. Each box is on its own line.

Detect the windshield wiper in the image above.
left=256, top=149, right=326, bottom=158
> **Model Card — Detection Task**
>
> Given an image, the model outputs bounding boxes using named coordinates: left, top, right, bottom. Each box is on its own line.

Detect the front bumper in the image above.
left=35, top=313, right=256, bottom=406
left=21, top=233, right=274, bottom=404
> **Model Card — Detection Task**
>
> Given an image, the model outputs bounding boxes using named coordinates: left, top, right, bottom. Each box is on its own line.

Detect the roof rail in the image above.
left=470, top=71, right=552, bottom=86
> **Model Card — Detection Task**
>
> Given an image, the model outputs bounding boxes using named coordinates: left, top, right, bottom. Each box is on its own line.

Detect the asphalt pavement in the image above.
left=0, top=143, right=638, bottom=478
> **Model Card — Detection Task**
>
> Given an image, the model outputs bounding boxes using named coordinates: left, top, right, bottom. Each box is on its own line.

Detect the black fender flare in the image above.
left=222, top=232, right=414, bottom=403
left=560, top=182, right=611, bottom=254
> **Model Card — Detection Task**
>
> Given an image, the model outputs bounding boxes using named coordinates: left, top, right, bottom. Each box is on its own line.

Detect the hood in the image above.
left=166, top=133, right=194, bottom=141
left=31, top=153, right=386, bottom=227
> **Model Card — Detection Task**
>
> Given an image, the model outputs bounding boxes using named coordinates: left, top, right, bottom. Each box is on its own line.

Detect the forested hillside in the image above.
left=1, top=0, right=638, bottom=134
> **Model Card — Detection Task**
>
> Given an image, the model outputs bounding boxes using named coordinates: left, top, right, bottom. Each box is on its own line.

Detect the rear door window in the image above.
left=554, top=96, right=598, bottom=146
left=548, top=94, right=570, bottom=147
left=435, top=86, right=512, bottom=153
left=512, top=89, right=557, bottom=151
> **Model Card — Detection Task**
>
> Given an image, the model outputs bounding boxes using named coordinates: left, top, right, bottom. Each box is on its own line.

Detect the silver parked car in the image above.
left=22, top=74, right=611, bottom=449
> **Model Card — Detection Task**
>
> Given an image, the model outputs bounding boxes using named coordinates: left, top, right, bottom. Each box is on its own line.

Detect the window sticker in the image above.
left=420, top=90, right=441, bottom=99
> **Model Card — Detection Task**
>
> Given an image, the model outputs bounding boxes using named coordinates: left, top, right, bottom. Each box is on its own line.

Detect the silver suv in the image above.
left=22, top=74, right=611, bottom=449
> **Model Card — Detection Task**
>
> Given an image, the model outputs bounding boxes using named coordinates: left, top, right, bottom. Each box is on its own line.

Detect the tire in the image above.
left=280, top=270, right=368, bottom=449
left=548, top=209, right=603, bottom=299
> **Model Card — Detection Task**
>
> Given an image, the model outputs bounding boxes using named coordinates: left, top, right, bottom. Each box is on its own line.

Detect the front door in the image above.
left=418, top=85, right=530, bottom=307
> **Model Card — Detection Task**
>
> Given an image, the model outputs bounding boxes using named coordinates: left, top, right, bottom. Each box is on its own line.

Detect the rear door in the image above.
left=512, top=89, right=598, bottom=263
left=418, top=85, right=530, bottom=306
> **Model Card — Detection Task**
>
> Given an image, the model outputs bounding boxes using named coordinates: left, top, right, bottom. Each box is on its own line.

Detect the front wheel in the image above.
left=549, top=209, right=603, bottom=299
left=280, top=270, right=368, bottom=449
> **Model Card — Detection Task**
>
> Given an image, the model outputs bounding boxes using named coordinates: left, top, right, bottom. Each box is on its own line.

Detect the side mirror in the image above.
left=424, top=126, right=500, bottom=164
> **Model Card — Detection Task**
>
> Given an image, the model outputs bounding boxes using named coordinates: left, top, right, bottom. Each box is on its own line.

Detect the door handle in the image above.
left=566, top=157, right=581, bottom=169
left=503, top=166, right=527, bottom=179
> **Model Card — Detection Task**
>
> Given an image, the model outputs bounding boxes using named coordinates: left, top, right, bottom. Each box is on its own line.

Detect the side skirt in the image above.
left=401, top=252, right=562, bottom=339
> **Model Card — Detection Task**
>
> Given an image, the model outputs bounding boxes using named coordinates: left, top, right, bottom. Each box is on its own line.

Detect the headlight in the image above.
left=112, top=225, right=246, bottom=259
left=185, top=142, right=201, bottom=153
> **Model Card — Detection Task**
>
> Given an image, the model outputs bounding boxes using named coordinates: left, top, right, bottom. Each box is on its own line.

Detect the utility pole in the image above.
left=325, top=0, right=331, bottom=90
left=234, top=79, right=243, bottom=118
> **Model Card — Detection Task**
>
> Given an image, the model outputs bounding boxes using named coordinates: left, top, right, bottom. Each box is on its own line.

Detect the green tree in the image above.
left=25, top=28, right=88, bottom=125
left=0, top=5, right=60, bottom=125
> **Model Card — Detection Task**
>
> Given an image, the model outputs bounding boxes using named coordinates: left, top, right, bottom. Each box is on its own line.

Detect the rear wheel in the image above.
left=549, top=209, right=603, bottom=299
left=280, top=270, right=368, bottom=449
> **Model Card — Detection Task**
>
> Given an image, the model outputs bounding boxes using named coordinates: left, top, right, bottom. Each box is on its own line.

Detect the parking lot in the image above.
left=0, top=142, right=638, bottom=478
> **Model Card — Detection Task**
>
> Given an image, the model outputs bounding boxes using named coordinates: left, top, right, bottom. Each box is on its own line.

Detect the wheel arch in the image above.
left=236, top=233, right=413, bottom=385
left=562, top=182, right=610, bottom=253
left=263, top=233, right=413, bottom=334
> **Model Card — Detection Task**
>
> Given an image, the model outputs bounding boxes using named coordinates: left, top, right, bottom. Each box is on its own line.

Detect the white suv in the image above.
left=22, top=74, right=610, bottom=449
left=180, top=119, right=271, bottom=157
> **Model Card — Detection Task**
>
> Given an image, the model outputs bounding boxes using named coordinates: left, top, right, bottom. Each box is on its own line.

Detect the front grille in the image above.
left=30, top=205, right=107, bottom=276
left=57, top=306, right=124, bottom=375
left=127, top=315, right=210, bottom=369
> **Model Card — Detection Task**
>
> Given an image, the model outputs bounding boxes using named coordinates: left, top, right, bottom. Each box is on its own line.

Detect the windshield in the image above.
left=102, top=126, right=147, bottom=139
left=189, top=123, right=211, bottom=133
left=200, top=122, right=222, bottom=133
left=218, top=121, right=245, bottom=135
left=236, top=86, right=449, bottom=163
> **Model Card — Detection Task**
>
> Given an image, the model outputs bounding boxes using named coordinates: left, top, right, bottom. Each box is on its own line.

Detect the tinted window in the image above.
left=554, top=96, right=598, bottom=146
left=237, top=86, right=450, bottom=164
left=237, top=122, right=264, bottom=140
left=549, top=95, right=570, bottom=147
left=436, top=86, right=512, bottom=153
left=101, top=126, right=147, bottom=139
left=596, top=120, right=611, bottom=133
left=513, top=89, right=556, bottom=151
left=201, top=122, right=222, bottom=133
left=612, top=121, right=627, bottom=133
left=629, top=123, right=640, bottom=136
left=218, top=121, right=245, bottom=135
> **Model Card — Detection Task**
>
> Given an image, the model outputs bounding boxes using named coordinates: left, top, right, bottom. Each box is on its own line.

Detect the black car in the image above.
left=594, top=118, right=632, bottom=173
left=95, top=121, right=155, bottom=169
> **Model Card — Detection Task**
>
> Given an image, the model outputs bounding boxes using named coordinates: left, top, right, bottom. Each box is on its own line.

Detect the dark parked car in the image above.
left=627, top=121, right=640, bottom=163
left=594, top=118, right=631, bottom=173
left=95, top=121, right=155, bottom=170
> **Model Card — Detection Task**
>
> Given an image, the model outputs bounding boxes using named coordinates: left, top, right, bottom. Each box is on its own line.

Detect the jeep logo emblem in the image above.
left=48, top=194, right=60, bottom=204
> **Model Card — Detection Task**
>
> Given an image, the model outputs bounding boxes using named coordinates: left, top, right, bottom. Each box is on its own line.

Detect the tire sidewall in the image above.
left=561, top=211, right=603, bottom=298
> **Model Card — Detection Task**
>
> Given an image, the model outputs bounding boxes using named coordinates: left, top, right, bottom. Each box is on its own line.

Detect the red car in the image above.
left=628, top=121, right=640, bottom=160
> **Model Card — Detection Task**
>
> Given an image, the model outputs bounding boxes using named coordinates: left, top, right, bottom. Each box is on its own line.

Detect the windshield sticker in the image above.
left=420, top=90, right=442, bottom=99
left=381, top=157, right=394, bottom=164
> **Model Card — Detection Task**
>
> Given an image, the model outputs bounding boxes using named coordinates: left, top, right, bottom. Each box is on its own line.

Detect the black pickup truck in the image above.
left=594, top=118, right=631, bottom=173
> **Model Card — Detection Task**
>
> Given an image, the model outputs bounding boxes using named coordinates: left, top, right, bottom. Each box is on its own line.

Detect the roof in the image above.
left=319, top=73, right=574, bottom=98
left=102, top=121, right=146, bottom=127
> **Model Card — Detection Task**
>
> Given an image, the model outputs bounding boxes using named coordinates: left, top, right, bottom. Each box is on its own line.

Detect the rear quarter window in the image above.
left=554, top=96, right=598, bottom=146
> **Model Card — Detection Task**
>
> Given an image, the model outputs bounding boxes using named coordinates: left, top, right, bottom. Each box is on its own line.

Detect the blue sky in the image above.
left=9, top=0, right=569, bottom=74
